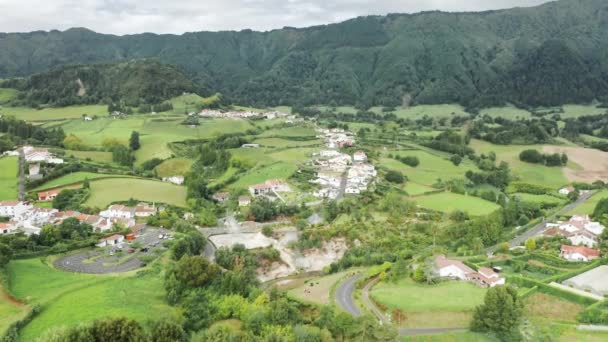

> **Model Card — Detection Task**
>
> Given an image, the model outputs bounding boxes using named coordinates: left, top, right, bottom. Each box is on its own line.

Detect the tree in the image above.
left=112, top=144, right=135, bottom=167
left=385, top=170, right=405, bottom=184
left=0, top=243, right=12, bottom=268
left=593, top=198, right=608, bottom=220
left=450, top=155, right=462, bottom=166
left=525, top=238, right=536, bottom=252
left=471, top=285, right=523, bottom=340
left=171, top=232, right=207, bottom=260
left=90, top=317, right=146, bottom=342
left=83, top=177, right=90, bottom=189
left=130, top=131, right=141, bottom=151
left=147, top=320, right=187, bottom=342
left=63, top=134, right=88, bottom=150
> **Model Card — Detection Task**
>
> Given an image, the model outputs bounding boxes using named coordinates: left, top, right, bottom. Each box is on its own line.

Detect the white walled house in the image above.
left=96, top=234, right=125, bottom=247
left=162, top=176, right=185, bottom=185
left=561, top=245, right=600, bottom=262
left=100, top=205, right=135, bottom=219
left=0, top=201, right=33, bottom=218
left=435, top=255, right=474, bottom=281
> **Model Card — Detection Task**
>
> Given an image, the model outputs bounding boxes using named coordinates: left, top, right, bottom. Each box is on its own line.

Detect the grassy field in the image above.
left=33, top=172, right=133, bottom=191
left=380, top=150, right=478, bottom=187
left=229, top=162, right=297, bottom=190
left=371, top=279, right=486, bottom=328
left=479, top=105, right=532, bottom=119
left=470, top=139, right=569, bottom=188
left=402, top=331, right=489, bottom=342
left=252, top=137, right=322, bottom=148
left=561, top=104, right=606, bottom=119
left=0, top=88, right=18, bottom=104
left=84, top=178, right=187, bottom=208
left=258, top=126, right=317, bottom=138
left=404, top=182, right=436, bottom=196
left=154, top=158, right=193, bottom=177
left=391, top=104, right=469, bottom=119
left=64, top=150, right=113, bottom=163
left=1, top=105, right=108, bottom=121
left=7, top=258, right=177, bottom=340
left=0, top=287, right=28, bottom=337
left=524, top=293, right=584, bottom=323
left=0, top=157, right=19, bottom=201
left=566, top=189, right=608, bottom=215
left=414, top=192, right=500, bottom=215
left=512, top=193, right=565, bottom=206
left=286, top=271, right=352, bottom=305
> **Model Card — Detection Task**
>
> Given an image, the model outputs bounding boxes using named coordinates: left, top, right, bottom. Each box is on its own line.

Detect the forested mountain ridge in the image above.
left=1, top=0, right=608, bottom=108
left=1, top=60, right=206, bottom=107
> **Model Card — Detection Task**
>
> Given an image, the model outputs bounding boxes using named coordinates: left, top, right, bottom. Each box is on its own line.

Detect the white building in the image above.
left=0, top=201, right=33, bottom=218
left=96, top=234, right=125, bottom=248
left=435, top=255, right=474, bottom=281
left=162, top=176, right=185, bottom=185
left=353, top=151, right=367, bottom=162
left=561, top=245, right=600, bottom=262
left=100, top=205, right=135, bottom=219
left=320, top=150, right=341, bottom=158
left=0, top=222, right=17, bottom=235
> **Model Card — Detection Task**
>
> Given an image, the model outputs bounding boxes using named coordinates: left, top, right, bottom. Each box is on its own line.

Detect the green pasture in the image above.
left=84, top=178, right=187, bottom=208
left=229, top=162, right=297, bottom=190
left=470, top=139, right=568, bottom=188
left=154, top=158, right=193, bottom=177
left=566, top=189, right=608, bottom=216
left=0, top=157, right=18, bottom=201
left=252, top=137, right=322, bottom=148
left=1, top=105, right=107, bottom=121
left=380, top=149, right=478, bottom=186
left=33, top=172, right=133, bottom=191
left=401, top=331, right=489, bottom=342
left=64, top=150, right=113, bottom=163
left=371, top=279, right=486, bottom=328
left=560, top=104, right=606, bottom=118
left=414, top=192, right=500, bottom=216
left=0, top=88, right=18, bottom=104
left=0, top=287, right=28, bottom=337
left=7, top=258, right=176, bottom=340
left=391, top=104, right=469, bottom=119
left=404, top=182, right=436, bottom=196
left=258, top=126, right=317, bottom=138
left=511, top=193, right=565, bottom=206
left=479, top=105, right=532, bottom=119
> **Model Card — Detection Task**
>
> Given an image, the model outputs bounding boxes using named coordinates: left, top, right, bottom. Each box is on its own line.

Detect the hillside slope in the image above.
left=1, top=60, right=206, bottom=107
left=0, top=0, right=607, bottom=108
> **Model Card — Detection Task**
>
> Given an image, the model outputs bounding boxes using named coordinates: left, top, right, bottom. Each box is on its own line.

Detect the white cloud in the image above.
left=0, top=0, right=551, bottom=34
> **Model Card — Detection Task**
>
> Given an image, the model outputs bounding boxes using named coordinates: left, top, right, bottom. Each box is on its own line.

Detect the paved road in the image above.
left=506, top=190, right=594, bottom=248
left=335, top=274, right=363, bottom=317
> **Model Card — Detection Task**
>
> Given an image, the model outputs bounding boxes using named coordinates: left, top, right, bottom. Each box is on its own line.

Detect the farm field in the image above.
left=7, top=258, right=176, bottom=340
left=0, top=287, right=28, bottom=337
left=252, top=137, right=322, bottom=148
left=404, top=182, right=435, bottom=196
left=371, top=279, right=486, bottom=328
left=391, top=104, right=468, bottom=119
left=1, top=105, right=107, bottom=121
left=511, top=193, right=565, bottom=205
left=524, top=292, right=584, bottom=322
left=0, top=157, right=19, bottom=200
left=258, top=126, right=317, bottom=138
left=401, top=331, right=489, bottom=342
left=0, top=88, right=18, bottom=104
left=84, top=178, right=187, bottom=208
left=64, top=150, right=113, bottom=163
left=33, top=172, right=134, bottom=191
left=154, top=158, right=193, bottom=177
left=543, top=145, right=608, bottom=183
left=479, top=105, right=532, bottom=119
left=380, top=149, right=478, bottom=187
left=470, top=140, right=569, bottom=188
left=560, top=104, right=606, bottom=118
left=414, top=192, right=500, bottom=215
left=565, top=189, right=608, bottom=215
left=229, top=162, right=297, bottom=191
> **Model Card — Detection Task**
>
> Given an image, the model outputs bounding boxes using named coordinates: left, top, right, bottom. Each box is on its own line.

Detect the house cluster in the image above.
left=311, top=148, right=376, bottom=199
left=248, top=179, right=291, bottom=197
left=435, top=255, right=506, bottom=288
left=198, top=109, right=289, bottom=120
left=345, top=158, right=377, bottom=195
left=0, top=201, right=154, bottom=235
left=316, top=128, right=355, bottom=149
left=162, top=176, right=185, bottom=185
left=543, top=215, right=605, bottom=248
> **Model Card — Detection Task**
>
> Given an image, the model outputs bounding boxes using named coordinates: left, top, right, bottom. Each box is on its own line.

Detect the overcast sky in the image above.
left=0, top=0, right=551, bottom=35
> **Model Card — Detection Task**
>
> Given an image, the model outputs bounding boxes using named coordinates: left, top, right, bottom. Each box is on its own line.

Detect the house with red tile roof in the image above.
left=0, top=222, right=17, bottom=235
left=96, top=234, right=125, bottom=248
left=435, top=255, right=474, bottom=281
left=560, top=245, right=600, bottom=262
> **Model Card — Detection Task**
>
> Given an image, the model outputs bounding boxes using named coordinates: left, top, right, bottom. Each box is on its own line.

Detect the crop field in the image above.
left=414, top=192, right=500, bottom=215
left=471, top=139, right=568, bottom=188
left=154, top=158, right=193, bottom=177
left=1, top=105, right=108, bottom=121
left=0, top=157, right=19, bottom=200
left=566, top=189, right=608, bottom=215
left=33, top=172, right=134, bottom=191
left=7, top=258, right=176, bottom=340
left=371, top=279, right=486, bottom=328
left=380, top=149, right=478, bottom=186
left=84, top=178, right=187, bottom=208
left=524, top=292, right=584, bottom=322
left=64, top=150, right=113, bottom=163
left=543, top=145, right=608, bottom=183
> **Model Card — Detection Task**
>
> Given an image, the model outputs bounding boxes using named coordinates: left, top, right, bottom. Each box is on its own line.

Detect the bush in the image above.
left=398, top=156, right=420, bottom=167
left=450, top=155, right=462, bottom=166
left=385, top=170, right=405, bottom=184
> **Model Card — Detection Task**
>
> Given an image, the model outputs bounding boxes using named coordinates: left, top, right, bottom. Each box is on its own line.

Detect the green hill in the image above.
left=0, top=0, right=607, bottom=108
left=1, top=60, right=207, bottom=107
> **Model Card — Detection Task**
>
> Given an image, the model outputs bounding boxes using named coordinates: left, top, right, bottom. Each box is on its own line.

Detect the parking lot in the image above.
left=54, top=228, right=169, bottom=274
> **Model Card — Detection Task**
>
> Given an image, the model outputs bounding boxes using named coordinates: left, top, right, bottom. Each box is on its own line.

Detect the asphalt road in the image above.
left=507, top=190, right=594, bottom=248
left=335, top=274, right=363, bottom=317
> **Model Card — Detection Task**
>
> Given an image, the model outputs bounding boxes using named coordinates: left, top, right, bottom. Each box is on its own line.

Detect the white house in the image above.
left=96, top=234, right=125, bottom=247
left=468, top=267, right=506, bottom=288
left=100, top=205, right=135, bottom=219
left=249, top=179, right=290, bottom=196
left=320, top=150, right=341, bottom=158
left=560, top=245, right=600, bottom=262
left=435, top=255, right=474, bottom=281
left=353, top=151, right=367, bottom=162
left=134, top=204, right=156, bottom=218
left=559, top=186, right=575, bottom=195
left=0, top=201, right=33, bottom=218
left=238, top=196, right=251, bottom=207
left=162, top=176, right=185, bottom=185
left=568, top=231, right=598, bottom=248
left=0, top=222, right=17, bottom=235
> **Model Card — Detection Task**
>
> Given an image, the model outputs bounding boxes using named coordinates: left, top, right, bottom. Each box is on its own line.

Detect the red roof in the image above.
left=101, top=234, right=124, bottom=242
left=561, top=245, right=600, bottom=258
left=0, top=201, right=20, bottom=206
left=435, top=256, right=474, bottom=274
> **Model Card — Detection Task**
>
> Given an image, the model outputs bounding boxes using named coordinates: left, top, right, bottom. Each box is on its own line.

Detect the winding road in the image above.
left=335, top=274, right=363, bottom=317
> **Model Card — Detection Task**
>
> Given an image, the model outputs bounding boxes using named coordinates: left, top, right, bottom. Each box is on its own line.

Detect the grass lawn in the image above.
left=479, top=105, right=532, bottom=119
left=404, top=182, right=435, bottom=196
left=287, top=270, right=352, bottom=305
left=566, top=189, right=608, bottom=215
left=258, top=126, right=317, bottom=138
left=371, top=279, right=486, bottom=328
left=402, top=331, right=489, bottom=342
left=558, top=329, right=608, bottom=342
left=511, top=193, right=565, bottom=206
left=524, top=293, right=584, bottom=323
left=252, top=137, right=322, bottom=148
left=84, top=178, right=187, bottom=208
left=154, top=158, right=193, bottom=177
left=391, top=104, right=469, bottom=119
left=33, top=172, right=132, bottom=191
left=7, top=258, right=177, bottom=340
left=560, top=104, right=606, bottom=119
left=229, top=162, right=297, bottom=190
left=470, top=139, right=568, bottom=189
left=64, top=150, right=113, bottom=164
left=0, top=287, right=28, bottom=337
left=414, top=192, right=500, bottom=216
left=380, top=149, right=479, bottom=186
left=1, top=105, right=108, bottom=121
left=0, top=157, right=19, bottom=201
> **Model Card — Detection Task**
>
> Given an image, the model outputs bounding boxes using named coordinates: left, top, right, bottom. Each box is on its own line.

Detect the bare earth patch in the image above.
left=543, top=146, right=608, bottom=183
